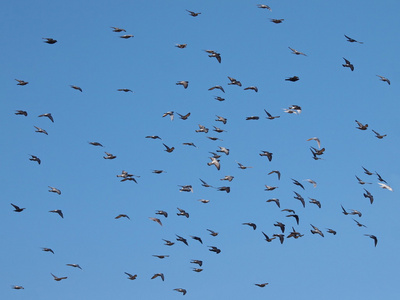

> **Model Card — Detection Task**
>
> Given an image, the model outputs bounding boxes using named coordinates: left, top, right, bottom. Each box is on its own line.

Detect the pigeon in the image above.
left=175, top=44, right=187, bottom=49
left=70, top=85, right=82, bottom=92
left=89, top=142, right=103, bottom=147
left=207, top=157, right=220, bottom=170
left=149, top=217, right=162, bottom=226
left=176, top=81, right=189, bottom=89
left=12, top=285, right=24, bottom=289
left=15, top=110, right=28, bottom=116
left=103, top=152, right=116, bottom=159
left=246, top=116, right=259, bottom=120
left=291, top=179, right=305, bottom=190
left=215, top=115, right=227, bottom=124
left=342, top=58, right=354, bottom=71
left=120, top=34, right=134, bottom=39
left=255, top=283, right=269, bottom=287
left=11, top=203, right=25, bottom=212
left=217, top=186, right=230, bottom=193
left=48, top=186, right=61, bottom=195
left=174, top=288, right=187, bottom=295
left=29, top=155, right=41, bottom=164
left=344, top=34, right=363, bottom=44
left=326, top=229, right=337, bottom=235
left=353, top=219, right=367, bottom=228
left=190, top=236, right=203, bottom=244
left=163, top=143, right=175, bottom=153
left=155, top=210, right=168, bottom=218
left=163, top=239, right=174, bottom=246
left=274, top=222, right=285, bottom=233
left=208, top=246, right=221, bottom=254
left=262, top=232, right=276, bottom=242
left=177, top=208, right=189, bottom=218
left=191, top=260, right=203, bottom=266
left=186, top=9, right=201, bottom=17
left=310, top=224, right=324, bottom=237
left=376, top=75, right=390, bottom=85
left=176, top=235, right=189, bottom=246
left=196, top=124, right=209, bottom=133
left=260, top=151, right=273, bottom=161
left=153, top=255, right=169, bottom=259
left=217, top=146, right=230, bottom=155
left=162, top=111, right=174, bottom=121
left=286, top=214, right=299, bottom=225
left=364, top=234, right=378, bottom=247
left=38, top=113, right=54, bottom=122
left=372, top=130, right=387, bottom=139
left=15, top=79, right=28, bottom=85
left=117, top=88, right=133, bottom=93
left=266, top=198, right=280, bottom=208
left=51, top=273, right=67, bottom=281
left=264, top=109, right=280, bottom=120
left=288, top=47, right=307, bottom=56
left=42, top=248, right=54, bottom=254
left=265, top=185, right=278, bottom=191
left=151, top=273, right=164, bottom=281
left=220, top=175, right=234, bottom=182
left=306, top=137, right=321, bottom=149
left=242, top=222, right=257, bottom=230
left=207, top=229, right=218, bottom=236
left=34, top=126, right=48, bottom=135
left=43, top=38, right=57, bottom=44
left=293, top=192, right=305, bottom=208
left=285, top=76, right=299, bottom=82
left=257, top=4, right=272, bottom=11
left=362, top=167, right=374, bottom=175
left=49, top=209, right=63, bottom=218
left=115, top=214, right=130, bottom=220
left=355, top=120, right=368, bottom=130
left=227, top=76, right=242, bottom=86
left=309, top=198, right=321, bottom=208
left=111, top=27, right=126, bottom=32
left=270, top=18, right=284, bottom=23
left=208, top=85, right=225, bottom=93
left=305, top=179, right=317, bottom=188
left=125, top=272, right=137, bottom=280
left=378, top=182, right=393, bottom=191
left=273, top=234, right=285, bottom=244
left=244, top=86, right=258, bottom=92
left=66, top=264, right=82, bottom=269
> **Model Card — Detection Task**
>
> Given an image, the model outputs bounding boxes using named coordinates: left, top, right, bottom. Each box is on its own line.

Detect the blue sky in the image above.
left=2, top=0, right=400, bottom=299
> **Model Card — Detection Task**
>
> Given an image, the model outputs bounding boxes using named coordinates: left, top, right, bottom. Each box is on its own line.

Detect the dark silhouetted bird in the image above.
left=43, top=38, right=57, bottom=44
left=11, top=203, right=25, bottom=212
left=15, top=79, right=28, bottom=85
left=208, top=246, right=221, bottom=254
left=364, top=234, right=378, bottom=247
left=186, top=9, right=201, bottom=16
left=125, top=272, right=137, bottom=280
left=285, top=76, right=299, bottom=82
left=242, top=222, right=257, bottom=230
left=15, top=110, right=28, bottom=116
left=355, top=120, right=368, bottom=130
left=70, top=85, right=82, bottom=92
left=174, top=288, right=187, bottom=295
left=342, top=58, right=354, bottom=71
left=289, top=47, right=307, bottom=56
left=344, top=34, right=363, bottom=44
left=176, top=235, right=188, bottom=246
left=49, top=209, right=63, bottom=218
left=29, top=155, right=41, bottom=164
left=151, top=273, right=164, bottom=281
left=51, top=273, right=67, bottom=281
left=120, top=34, right=134, bottom=39
left=376, top=75, right=390, bottom=85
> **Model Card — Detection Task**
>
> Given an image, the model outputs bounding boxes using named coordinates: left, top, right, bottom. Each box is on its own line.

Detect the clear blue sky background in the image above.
left=2, top=0, right=399, bottom=299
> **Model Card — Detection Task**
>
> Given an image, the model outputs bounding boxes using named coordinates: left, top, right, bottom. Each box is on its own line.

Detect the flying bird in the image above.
left=237, top=161, right=252, bottom=169
left=111, top=27, right=126, bottom=32
left=15, top=110, right=28, bottom=116
left=242, top=222, right=257, bottom=230
left=376, top=75, right=390, bottom=85
left=162, top=111, right=174, bottom=121
left=34, top=126, right=48, bottom=135
left=174, top=288, right=187, bottom=295
left=48, top=186, right=61, bottom=195
left=208, top=85, right=225, bottom=93
left=342, top=58, right=354, bottom=71
left=372, top=130, right=387, bottom=139
left=244, top=86, right=258, bottom=92
left=15, top=79, right=28, bottom=85
left=175, top=44, right=187, bottom=49
left=177, top=208, right=189, bottom=218
left=310, top=224, right=324, bottom=237
left=120, top=34, right=134, bottom=39
left=12, top=285, right=24, bottom=290
left=151, top=273, right=165, bottom=281
left=149, top=217, right=162, bottom=226
left=255, top=283, right=269, bottom=287
left=103, top=152, right=116, bottom=159
left=163, top=143, right=175, bottom=153
left=378, top=182, right=393, bottom=191
left=266, top=198, right=280, bottom=208
left=257, top=4, right=271, bottom=11
left=288, top=47, right=307, bottom=56
left=43, top=37, right=57, bottom=44
left=117, top=88, right=133, bottom=92
left=177, top=112, right=191, bottom=120
left=355, top=175, right=371, bottom=185
left=191, top=260, right=203, bottom=266
left=70, top=85, right=82, bottom=92
left=66, top=264, right=82, bottom=269
left=260, top=151, right=273, bottom=161
left=217, top=186, right=230, bottom=193
left=364, top=234, right=378, bottom=247
left=89, top=142, right=103, bottom=147
left=326, top=229, right=337, bottom=235
left=344, top=34, right=363, bottom=44
left=208, top=246, right=221, bottom=254
left=42, top=247, right=54, bottom=254
left=355, top=120, right=368, bottom=130
left=163, top=239, right=174, bottom=246
left=207, top=157, right=220, bottom=170
left=353, top=218, right=367, bottom=228
left=38, top=113, right=54, bottom=122
left=227, top=76, right=242, bottom=86
left=49, top=209, right=64, bottom=218
left=362, top=167, right=373, bottom=176
left=176, top=81, right=189, bottom=89
left=262, top=232, right=276, bottom=242
left=207, top=229, right=218, bottom=236
left=186, top=9, right=201, bottom=17
left=196, top=124, right=209, bottom=133
left=270, top=18, right=284, bottom=23
left=11, top=203, right=25, bottom=212
left=285, top=76, right=299, bottom=82
left=153, top=255, right=170, bottom=259
left=264, top=109, right=280, bottom=120
left=125, top=272, right=137, bottom=280
left=265, top=185, right=278, bottom=191
left=176, top=235, right=189, bottom=246
left=190, top=236, right=203, bottom=244
left=215, top=115, right=227, bottom=124
left=273, top=234, right=284, bottom=244
left=291, top=179, right=305, bottom=190
left=115, top=214, right=130, bottom=220
left=51, top=273, right=67, bottom=281
left=274, top=222, right=285, bottom=233
left=286, top=214, right=299, bottom=225
left=305, top=179, right=317, bottom=188
left=309, top=198, right=321, bottom=208
left=29, top=155, right=41, bottom=164
left=293, top=191, right=305, bottom=208
left=155, top=210, right=168, bottom=218
left=246, top=116, right=259, bottom=120
left=306, top=137, right=321, bottom=149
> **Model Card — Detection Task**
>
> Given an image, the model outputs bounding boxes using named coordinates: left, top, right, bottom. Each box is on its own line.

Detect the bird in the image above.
left=264, top=185, right=278, bottom=191
left=341, top=205, right=349, bottom=215
left=207, top=157, right=220, bottom=170
left=192, top=268, right=203, bottom=272
left=344, top=34, right=363, bottom=44
left=29, top=155, right=41, bottom=164
left=244, top=86, right=258, bottom=92
left=289, top=47, right=307, bottom=56
left=111, top=27, right=126, bottom=32
left=179, top=185, right=193, bottom=192
left=293, top=192, right=305, bottom=208
left=149, top=217, right=162, bottom=226
left=66, top=264, right=82, bottom=269
left=355, top=175, right=371, bottom=185
left=281, top=208, right=295, bottom=214
left=242, top=222, right=257, bottom=230
left=237, top=162, right=252, bottom=169
left=260, top=151, right=273, bottom=161
left=70, top=85, right=82, bottom=92
left=153, top=255, right=170, bottom=259
left=175, top=44, right=187, bottom=49
left=285, top=76, right=299, bottom=82
left=38, top=113, right=54, bottom=122
left=174, top=288, right=187, bottom=295
left=163, top=239, right=175, bottom=246
left=200, top=178, right=213, bottom=188
left=215, top=115, right=227, bottom=124
left=12, top=285, right=24, bottom=290
left=177, top=208, right=189, bottom=218
left=364, top=234, right=378, bottom=247
left=153, top=170, right=166, bottom=174
left=262, top=232, right=276, bottom=242
left=309, top=198, right=321, bottom=208
left=375, top=172, right=387, bottom=183
left=286, top=214, right=299, bottom=225
left=15, top=79, right=28, bottom=85
left=208, top=85, right=225, bottom=93
left=376, top=75, right=390, bottom=85
left=117, top=88, right=133, bottom=93
left=214, top=96, right=225, bottom=102
left=274, top=222, right=285, bottom=233
left=48, top=186, right=61, bottom=195
left=195, top=124, right=209, bottom=133
left=362, top=167, right=373, bottom=176
left=43, top=37, right=57, bottom=44
left=205, top=50, right=222, bottom=63
left=378, top=182, right=393, bottom=191
left=42, top=248, right=55, bottom=254
left=227, top=76, right=242, bottom=86
left=310, top=224, right=324, bottom=237
left=208, top=246, right=221, bottom=254
left=186, top=9, right=201, bottom=17
left=264, top=109, right=280, bottom=120
left=257, top=4, right=271, bottom=10
left=246, top=116, right=259, bottom=120
left=273, top=234, right=284, bottom=244
left=162, top=111, right=174, bottom=121
left=305, top=179, right=317, bottom=188
left=372, top=130, right=387, bottom=139
left=115, top=214, right=130, bottom=220
left=270, top=18, right=284, bottom=23
left=163, top=143, right=175, bottom=153
left=51, top=273, right=67, bottom=281
left=146, top=135, right=162, bottom=140
left=11, top=203, right=25, bottom=212
left=207, top=229, right=218, bottom=236
left=89, top=142, right=103, bottom=147
left=177, top=112, right=191, bottom=120
left=120, top=34, right=134, bottom=39
left=190, top=236, right=203, bottom=244
left=306, top=137, right=321, bottom=149
left=176, top=81, right=188, bottom=89
left=198, top=199, right=210, bottom=203
left=151, top=273, right=164, bottom=281
left=287, top=227, right=304, bottom=239
left=34, top=126, right=48, bottom=135
left=217, top=146, right=229, bottom=155
left=103, top=152, right=116, bottom=159
left=349, top=209, right=362, bottom=217
left=355, top=120, right=368, bottom=130
left=291, top=179, right=305, bottom=190
left=326, top=229, right=337, bottom=235
left=176, top=235, right=188, bottom=246
left=155, top=210, right=168, bottom=218
left=125, top=272, right=137, bottom=280
left=342, top=58, right=354, bottom=71
left=191, top=259, right=203, bottom=266
left=353, top=219, right=367, bottom=228
left=255, top=283, right=269, bottom=287
left=266, top=198, right=280, bottom=208
left=49, top=209, right=64, bottom=218
left=15, top=110, right=28, bottom=116
left=220, top=175, right=234, bottom=182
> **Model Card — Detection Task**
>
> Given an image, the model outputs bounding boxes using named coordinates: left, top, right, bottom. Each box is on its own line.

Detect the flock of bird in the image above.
left=8, top=3, right=394, bottom=297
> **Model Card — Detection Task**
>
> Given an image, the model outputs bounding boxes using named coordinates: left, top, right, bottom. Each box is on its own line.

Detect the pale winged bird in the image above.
left=306, top=137, right=321, bottom=148
left=38, top=113, right=54, bottom=122
left=215, top=115, right=227, bottom=124
left=376, top=75, right=390, bottom=85
left=48, top=186, right=61, bottom=195
left=378, top=182, right=393, bottom=191
left=208, top=85, right=225, bottom=93
left=111, top=27, right=126, bottom=32
left=149, top=217, right=163, bottom=226
left=34, top=126, right=48, bottom=135
left=176, top=81, right=189, bottom=89
left=207, top=157, right=220, bottom=170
